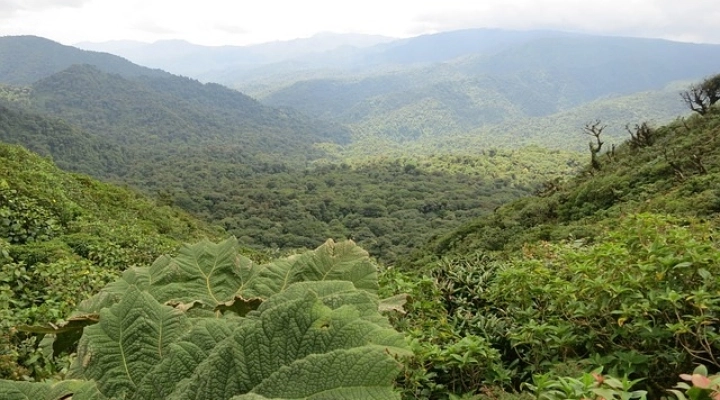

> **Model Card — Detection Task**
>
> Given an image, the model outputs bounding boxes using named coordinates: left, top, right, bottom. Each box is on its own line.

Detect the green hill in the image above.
left=0, top=35, right=170, bottom=85
left=0, top=142, right=220, bottom=379
left=0, top=102, right=126, bottom=177
left=383, top=101, right=720, bottom=399
left=422, top=105, right=720, bottom=261
left=29, top=64, right=351, bottom=153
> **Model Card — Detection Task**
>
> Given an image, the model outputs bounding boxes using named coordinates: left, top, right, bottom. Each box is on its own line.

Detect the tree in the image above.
left=680, top=73, right=720, bottom=115
left=626, top=121, right=655, bottom=149
left=583, top=120, right=605, bottom=171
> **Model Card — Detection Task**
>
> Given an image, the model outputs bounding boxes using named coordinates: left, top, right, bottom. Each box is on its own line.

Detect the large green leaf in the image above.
left=233, top=348, right=403, bottom=400
left=0, top=380, right=107, bottom=400
left=243, top=239, right=378, bottom=298
left=75, top=265, right=152, bottom=315
left=250, top=281, right=389, bottom=326
left=69, top=286, right=191, bottom=398
left=1, top=238, right=407, bottom=400
left=16, top=266, right=152, bottom=362
left=135, top=318, right=240, bottom=399
left=148, top=238, right=261, bottom=309
left=168, top=289, right=406, bottom=400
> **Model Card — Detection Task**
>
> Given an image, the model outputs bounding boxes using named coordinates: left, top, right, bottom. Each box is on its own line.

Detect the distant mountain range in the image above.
left=2, top=30, right=720, bottom=156
left=76, top=32, right=396, bottom=79
left=0, top=35, right=352, bottom=183
left=0, top=35, right=170, bottom=85
left=251, top=34, right=720, bottom=149
left=71, top=29, right=720, bottom=150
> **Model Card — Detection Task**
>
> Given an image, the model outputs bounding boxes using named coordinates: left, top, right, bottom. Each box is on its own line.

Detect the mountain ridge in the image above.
left=0, top=35, right=170, bottom=84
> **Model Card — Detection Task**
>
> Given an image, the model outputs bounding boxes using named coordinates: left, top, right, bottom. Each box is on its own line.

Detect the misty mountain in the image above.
left=26, top=64, right=351, bottom=154
left=76, top=32, right=396, bottom=78
left=0, top=34, right=358, bottom=187
left=252, top=34, right=720, bottom=148
left=0, top=35, right=170, bottom=85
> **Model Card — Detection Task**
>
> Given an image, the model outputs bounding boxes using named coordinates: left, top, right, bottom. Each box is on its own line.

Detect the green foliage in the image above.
left=386, top=214, right=720, bottom=398
left=0, top=142, right=220, bottom=380
left=490, top=215, right=719, bottom=388
left=0, top=238, right=408, bottom=400
left=380, top=260, right=513, bottom=399
left=669, top=365, right=720, bottom=400
left=523, top=368, right=647, bottom=400
left=420, top=107, right=720, bottom=262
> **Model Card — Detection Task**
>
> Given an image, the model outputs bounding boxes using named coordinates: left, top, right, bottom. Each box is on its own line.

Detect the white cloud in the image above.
left=0, top=0, right=718, bottom=45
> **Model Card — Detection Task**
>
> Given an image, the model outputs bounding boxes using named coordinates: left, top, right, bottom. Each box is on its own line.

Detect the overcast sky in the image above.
left=1, top=0, right=719, bottom=46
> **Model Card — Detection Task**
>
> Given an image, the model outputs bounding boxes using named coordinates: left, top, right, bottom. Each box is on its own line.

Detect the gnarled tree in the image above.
left=584, top=120, right=606, bottom=171
left=681, top=73, right=720, bottom=115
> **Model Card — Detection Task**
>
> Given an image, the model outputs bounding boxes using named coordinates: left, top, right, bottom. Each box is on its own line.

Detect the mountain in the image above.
left=0, top=35, right=170, bottom=84
left=76, top=32, right=396, bottom=78
left=0, top=34, right=354, bottom=162
left=352, top=29, right=579, bottom=66
left=254, top=34, right=720, bottom=150
left=28, top=64, right=350, bottom=152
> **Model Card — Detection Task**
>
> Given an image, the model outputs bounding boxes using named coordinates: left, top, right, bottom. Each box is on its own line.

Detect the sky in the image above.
left=0, top=0, right=719, bottom=46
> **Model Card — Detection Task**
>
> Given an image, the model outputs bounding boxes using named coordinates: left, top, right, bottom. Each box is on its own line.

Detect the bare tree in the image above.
left=681, top=73, right=720, bottom=115
left=626, top=122, right=655, bottom=148
left=583, top=120, right=606, bottom=170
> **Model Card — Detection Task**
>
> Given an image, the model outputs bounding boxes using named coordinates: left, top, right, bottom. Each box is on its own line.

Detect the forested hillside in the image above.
left=28, top=64, right=351, bottom=155
left=381, top=94, right=720, bottom=399
left=0, top=37, right=585, bottom=263
left=0, top=35, right=170, bottom=85
left=0, top=142, right=221, bottom=379
left=0, top=102, right=126, bottom=176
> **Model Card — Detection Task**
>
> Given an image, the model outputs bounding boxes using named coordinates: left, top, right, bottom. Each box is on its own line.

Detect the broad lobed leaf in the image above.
left=0, top=238, right=407, bottom=400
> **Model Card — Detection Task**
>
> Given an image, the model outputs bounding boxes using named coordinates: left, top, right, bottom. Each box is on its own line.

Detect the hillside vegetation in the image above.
left=0, top=142, right=220, bottom=379
left=0, top=41, right=585, bottom=263
left=381, top=98, right=720, bottom=399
